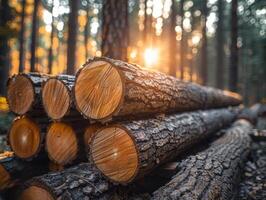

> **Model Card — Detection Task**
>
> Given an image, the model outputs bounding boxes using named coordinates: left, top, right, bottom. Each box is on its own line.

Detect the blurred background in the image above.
left=0, top=0, right=265, bottom=108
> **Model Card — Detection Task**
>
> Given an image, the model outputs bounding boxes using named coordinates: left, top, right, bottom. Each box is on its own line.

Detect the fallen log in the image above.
left=0, top=152, right=48, bottom=191
left=42, top=75, right=79, bottom=120
left=74, top=57, right=242, bottom=122
left=152, top=119, right=252, bottom=200
left=45, top=121, right=89, bottom=166
left=8, top=116, right=47, bottom=160
left=20, top=163, right=150, bottom=200
left=7, top=73, right=50, bottom=116
left=90, top=107, right=239, bottom=184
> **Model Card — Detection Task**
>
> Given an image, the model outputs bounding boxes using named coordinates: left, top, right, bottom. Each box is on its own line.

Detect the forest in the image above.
left=0, top=0, right=265, bottom=106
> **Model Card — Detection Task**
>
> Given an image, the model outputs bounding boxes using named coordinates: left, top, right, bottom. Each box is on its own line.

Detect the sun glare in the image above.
left=144, top=48, right=159, bottom=67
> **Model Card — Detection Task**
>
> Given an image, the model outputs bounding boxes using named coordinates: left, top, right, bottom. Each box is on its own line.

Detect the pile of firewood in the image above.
left=0, top=57, right=265, bottom=200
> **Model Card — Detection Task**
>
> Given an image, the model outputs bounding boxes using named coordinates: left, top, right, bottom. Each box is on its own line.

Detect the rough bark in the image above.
left=19, top=0, right=26, bottom=73
left=101, top=0, right=129, bottom=61
left=179, top=0, right=184, bottom=79
left=7, top=72, right=50, bottom=116
left=92, top=107, right=239, bottom=183
left=67, top=0, right=79, bottom=75
left=22, top=163, right=149, bottom=200
left=78, top=57, right=242, bottom=122
left=152, top=119, right=252, bottom=200
left=0, top=152, right=48, bottom=191
left=30, top=0, right=40, bottom=72
left=229, top=0, right=238, bottom=92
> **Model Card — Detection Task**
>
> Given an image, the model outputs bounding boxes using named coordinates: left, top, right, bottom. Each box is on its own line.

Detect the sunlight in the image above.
left=144, top=48, right=159, bottom=67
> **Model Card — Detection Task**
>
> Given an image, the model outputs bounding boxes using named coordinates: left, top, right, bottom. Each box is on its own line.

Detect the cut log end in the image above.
left=7, top=74, right=34, bottom=115
left=42, top=78, right=71, bottom=120
left=20, top=186, right=54, bottom=200
left=46, top=122, right=78, bottom=165
left=91, top=126, right=138, bottom=183
left=75, top=60, right=124, bottom=120
left=9, top=117, right=41, bottom=159
left=84, top=124, right=102, bottom=145
left=0, top=165, right=11, bottom=190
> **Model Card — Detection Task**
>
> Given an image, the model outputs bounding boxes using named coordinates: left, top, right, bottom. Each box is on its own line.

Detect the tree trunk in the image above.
left=152, top=119, right=252, bottom=200
left=101, top=0, right=129, bottom=61
left=47, top=0, right=54, bottom=74
left=200, top=0, right=208, bottom=85
left=179, top=0, right=184, bottom=79
left=74, top=57, right=242, bottom=122
left=168, top=0, right=177, bottom=77
left=6, top=73, right=50, bottom=115
left=8, top=116, right=48, bottom=160
left=66, top=0, right=79, bottom=75
left=30, top=0, right=40, bottom=72
left=84, top=1, right=89, bottom=60
left=90, top=107, right=239, bottom=184
left=229, top=0, right=238, bottom=92
left=42, top=74, right=79, bottom=120
left=216, top=0, right=224, bottom=89
left=0, top=152, right=48, bottom=191
left=19, top=0, right=26, bottom=73
left=0, top=0, right=12, bottom=96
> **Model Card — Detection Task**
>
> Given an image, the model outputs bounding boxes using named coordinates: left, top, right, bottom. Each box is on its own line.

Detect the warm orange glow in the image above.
left=144, top=48, right=159, bottom=67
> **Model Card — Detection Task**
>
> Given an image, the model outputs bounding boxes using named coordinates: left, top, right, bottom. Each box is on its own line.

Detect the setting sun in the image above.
left=144, top=48, right=159, bottom=67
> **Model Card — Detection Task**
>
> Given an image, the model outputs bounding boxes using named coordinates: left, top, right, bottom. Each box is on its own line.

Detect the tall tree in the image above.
left=101, top=0, right=129, bottom=61
left=67, top=0, right=79, bottom=75
left=30, top=0, right=40, bottom=72
left=48, top=0, right=54, bottom=74
left=200, top=0, right=208, bottom=85
left=168, top=0, right=177, bottom=77
left=229, top=0, right=238, bottom=92
left=19, top=0, right=26, bottom=73
left=179, top=0, right=184, bottom=79
left=0, top=0, right=12, bottom=95
left=216, top=0, right=224, bottom=89
left=84, top=1, right=90, bottom=60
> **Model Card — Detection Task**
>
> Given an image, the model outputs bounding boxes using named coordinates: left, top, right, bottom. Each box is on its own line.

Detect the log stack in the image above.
left=1, top=57, right=264, bottom=199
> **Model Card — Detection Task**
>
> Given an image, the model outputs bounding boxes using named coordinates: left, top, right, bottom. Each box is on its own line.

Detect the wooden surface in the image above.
left=46, top=122, right=78, bottom=165
left=21, top=186, right=54, bottom=200
left=74, top=57, right=242, bottom=122
left=9, top=116, right=41, bottom=159
left=84, top=123, right=102, bottom=145
left=152, top=119, right=252, bottom=200
left=90, top=107, right=239, bottom=184
left=0, top=164, right=11, bottom=190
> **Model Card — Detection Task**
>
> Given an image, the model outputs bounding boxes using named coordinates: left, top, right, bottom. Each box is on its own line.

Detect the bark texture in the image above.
left=23, top=163, right=148, bottom=200
left=152, top=119, right=252, bottom=200
left=95, top=107, right=239, bottom=183
left=7, top=72, right=50, bottom=115
left=0, top=153, right=48, bottom=191
left=83, top=57, right=242, bottom=122
left=101, top=0, right=129, bottom=61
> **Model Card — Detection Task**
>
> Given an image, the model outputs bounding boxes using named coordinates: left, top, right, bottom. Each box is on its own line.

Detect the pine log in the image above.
left=90, top=107, right=239, bottom=184
left=45, top=120, right=89, bottom=166
left=74, top=57, right=242, bottom=122
left=8, top=116, right=47, bottom=160
left=0, top=152, right=48, bottom=191
left=42, top=75, right=79, bottom=120
left=7, top=73, right=50, bottom=116
left=152, top=119, right=252, bottom=200
left=21, top=163, right=149, bottom=200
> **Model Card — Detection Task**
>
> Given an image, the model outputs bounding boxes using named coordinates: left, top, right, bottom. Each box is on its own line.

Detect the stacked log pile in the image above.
left=0, top=57, right=264, bottom=199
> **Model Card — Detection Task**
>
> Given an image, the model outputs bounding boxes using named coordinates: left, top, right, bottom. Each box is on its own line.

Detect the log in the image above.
left=90, top=107, right=239, bottom=184
left=0, top=152, right=48, bottom=191
left=8, top=116, right=47, bottom=160
left=42, top=75, right=79, bottom=120
left=152, top=119, right=252, bottom=200
left=45, top=121, right=89, bottom=166
left=20, top=163, right=149, bottom=200
left=7, top=73, right=50, bottom=116
left=74, top=57, right=242, bottom=122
